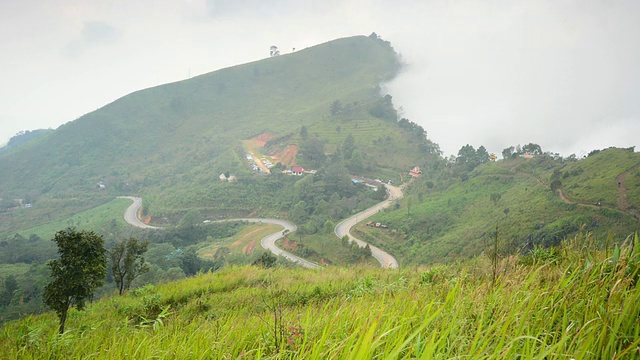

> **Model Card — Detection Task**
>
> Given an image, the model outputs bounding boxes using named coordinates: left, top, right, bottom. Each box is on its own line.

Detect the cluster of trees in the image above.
left=0, top=129, right=53, bottom=152
left=398, top=118, right=442, bottom=156
left=290, top=163, right=385, bottom=235
left=457, top=144, right=490, bottom=168
left=8, top=219, right=330, bottom=332
left=501, top=143, right=543, bottom=159
left=341, top=235, right=372, bottom=260
left=0, top=228, right=158, bottom=327
left=369, top=94, right=397, bottom=122
left=41, top=228, right=149, bottom=333
left=0, top=233, right=56, bottom=264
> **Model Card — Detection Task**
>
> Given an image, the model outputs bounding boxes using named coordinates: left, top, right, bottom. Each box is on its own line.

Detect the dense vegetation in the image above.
left=1, top=232, right=638, bottom=358
left=0, top=129, right=54, bottom=153
left=357, top=147, right=640, bottom=265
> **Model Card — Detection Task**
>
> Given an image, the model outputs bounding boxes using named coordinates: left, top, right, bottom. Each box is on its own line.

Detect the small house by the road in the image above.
left=409, top=166, right=422, bottom=177
left=291, top=166, right=305, bottom=176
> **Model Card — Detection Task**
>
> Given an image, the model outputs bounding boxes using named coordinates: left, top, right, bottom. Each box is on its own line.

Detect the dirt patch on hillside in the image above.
left=615, top=162, right=640, bottom=218
left=273, top=145, right=298, bottom=166
left=281, top=237, right=300, bottom=251
left=232, top=227, right=263, bottom=247
left=243, top=239, right=258, bottom=256
left=245, top=133, right=274, bottom=149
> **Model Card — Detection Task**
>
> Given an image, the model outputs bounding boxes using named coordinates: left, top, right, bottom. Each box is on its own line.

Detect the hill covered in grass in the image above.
left=355, top=147, right=640, bottom=265
left=1, top=232, right=638, bottom=359
left=0, top=34, right=433, bottom=235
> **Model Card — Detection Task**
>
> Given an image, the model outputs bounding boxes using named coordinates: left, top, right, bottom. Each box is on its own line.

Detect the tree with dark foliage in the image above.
left=44, top=228, right=107, bottom=334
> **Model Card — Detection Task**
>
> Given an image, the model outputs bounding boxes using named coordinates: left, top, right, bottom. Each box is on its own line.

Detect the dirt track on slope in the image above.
left=615, top=162, right=640, bottom=219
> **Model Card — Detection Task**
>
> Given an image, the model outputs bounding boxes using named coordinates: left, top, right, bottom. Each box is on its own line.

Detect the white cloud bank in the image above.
left=1, top=0, right=638, bottom=156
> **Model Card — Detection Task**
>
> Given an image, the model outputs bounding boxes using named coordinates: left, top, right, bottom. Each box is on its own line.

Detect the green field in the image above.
left=16, top=197, right=131, bottom=240
left=560, top=148, right=640, bottom=206
left=0, top=263, right=30, bottom=278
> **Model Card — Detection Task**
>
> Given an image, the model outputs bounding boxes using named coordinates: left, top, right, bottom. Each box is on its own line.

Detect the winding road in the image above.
left=334, top=184, right=402, bottom=268
left=211, top=218, right=320, bottom=269
left=119, top=184, right=402, bottom=269
left=117, top=196, right=160, bottom=230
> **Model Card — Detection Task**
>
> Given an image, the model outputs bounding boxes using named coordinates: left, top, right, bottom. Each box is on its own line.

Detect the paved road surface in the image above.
left=334, top=184, right=402, bottom=268
left=119, top=197, right=319, bottom=269
left=118, top=196, right=161, bottom=230
left=213, top=218, right=320, bottom=269
left=120, top=184, right=403, bottom=269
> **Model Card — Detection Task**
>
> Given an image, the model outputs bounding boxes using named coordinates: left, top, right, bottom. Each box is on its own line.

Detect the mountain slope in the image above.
left=356, top=148, right=640, bottom=265
left=0, top=35, right=428, bottom=233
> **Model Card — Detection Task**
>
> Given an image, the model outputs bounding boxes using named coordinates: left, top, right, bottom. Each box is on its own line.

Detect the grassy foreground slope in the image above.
left=1, top=233, right=638, bottom=359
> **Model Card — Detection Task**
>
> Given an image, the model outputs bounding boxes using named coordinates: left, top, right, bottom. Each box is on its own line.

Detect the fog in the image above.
left=1, top=0, right=638, bottom=156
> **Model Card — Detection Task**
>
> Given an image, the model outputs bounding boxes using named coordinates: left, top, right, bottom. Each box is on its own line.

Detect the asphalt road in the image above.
left=118, top=196, right=161, bottom=230
left=120, top=184, right=403, bottom=270
left=214, top=218, right=320, bottom=269
left=334, top=184, right=402, bottom=268
left=119, top=197, right=320, bottom=269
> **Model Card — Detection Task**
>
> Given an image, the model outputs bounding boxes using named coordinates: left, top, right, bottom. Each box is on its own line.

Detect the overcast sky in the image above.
left=1, top=0, right=639, bottom=156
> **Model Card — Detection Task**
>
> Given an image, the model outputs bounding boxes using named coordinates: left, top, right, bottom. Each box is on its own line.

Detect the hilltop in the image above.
left=0, top=34, right=432, bottom=235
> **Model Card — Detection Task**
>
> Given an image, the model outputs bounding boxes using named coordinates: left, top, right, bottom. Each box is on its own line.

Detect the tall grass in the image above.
left=1, top=233, right=639, bottom=359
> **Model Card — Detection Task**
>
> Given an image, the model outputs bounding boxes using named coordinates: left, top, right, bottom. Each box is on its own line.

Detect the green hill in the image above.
left=0, top=34, right=431, bottom=234
left=356, top=147, right=640, bottom=265
left=1, top=233, right=638, bottom=359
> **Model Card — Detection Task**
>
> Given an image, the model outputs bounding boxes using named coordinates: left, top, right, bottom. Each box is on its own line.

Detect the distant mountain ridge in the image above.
left=0, top=129, right=53, bottom=152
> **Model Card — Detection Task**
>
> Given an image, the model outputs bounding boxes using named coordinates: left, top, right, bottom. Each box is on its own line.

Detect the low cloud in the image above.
left=64, top=21, right=121, bottom=57
left=380, top=0, right=640, bottom=156
left=1, top=0, right=638, bottom=155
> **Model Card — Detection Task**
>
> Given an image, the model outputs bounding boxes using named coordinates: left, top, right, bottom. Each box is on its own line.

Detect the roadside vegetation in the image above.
left=1, top=232, right=638, bottom=359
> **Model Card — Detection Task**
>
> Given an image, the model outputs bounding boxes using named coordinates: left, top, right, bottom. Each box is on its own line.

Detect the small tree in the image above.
left=522, top=143, right=543, bottom=155
left=501, top=146, right=515, bottom=159
left=330, top=100, right=343, bottom=116
left=476, top=145, right=490, bottom=163
left=253, top=251, right=277, bottom=268
left=44, top=228, right=107, bottom=334
left=111, top=237, right=149, bottom=295
left=490, top=193, right=502, bottom=206
left=342, top=134, right=355, bottom=160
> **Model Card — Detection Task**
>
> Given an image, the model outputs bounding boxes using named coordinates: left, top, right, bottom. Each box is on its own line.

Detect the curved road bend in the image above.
left=118, top=196, right=161, bottom=230
left=212, top=218, right=320, bottom=269
left=334, top=184, right=402, bottom=269
left=119, top=197, right=319, bottom=269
